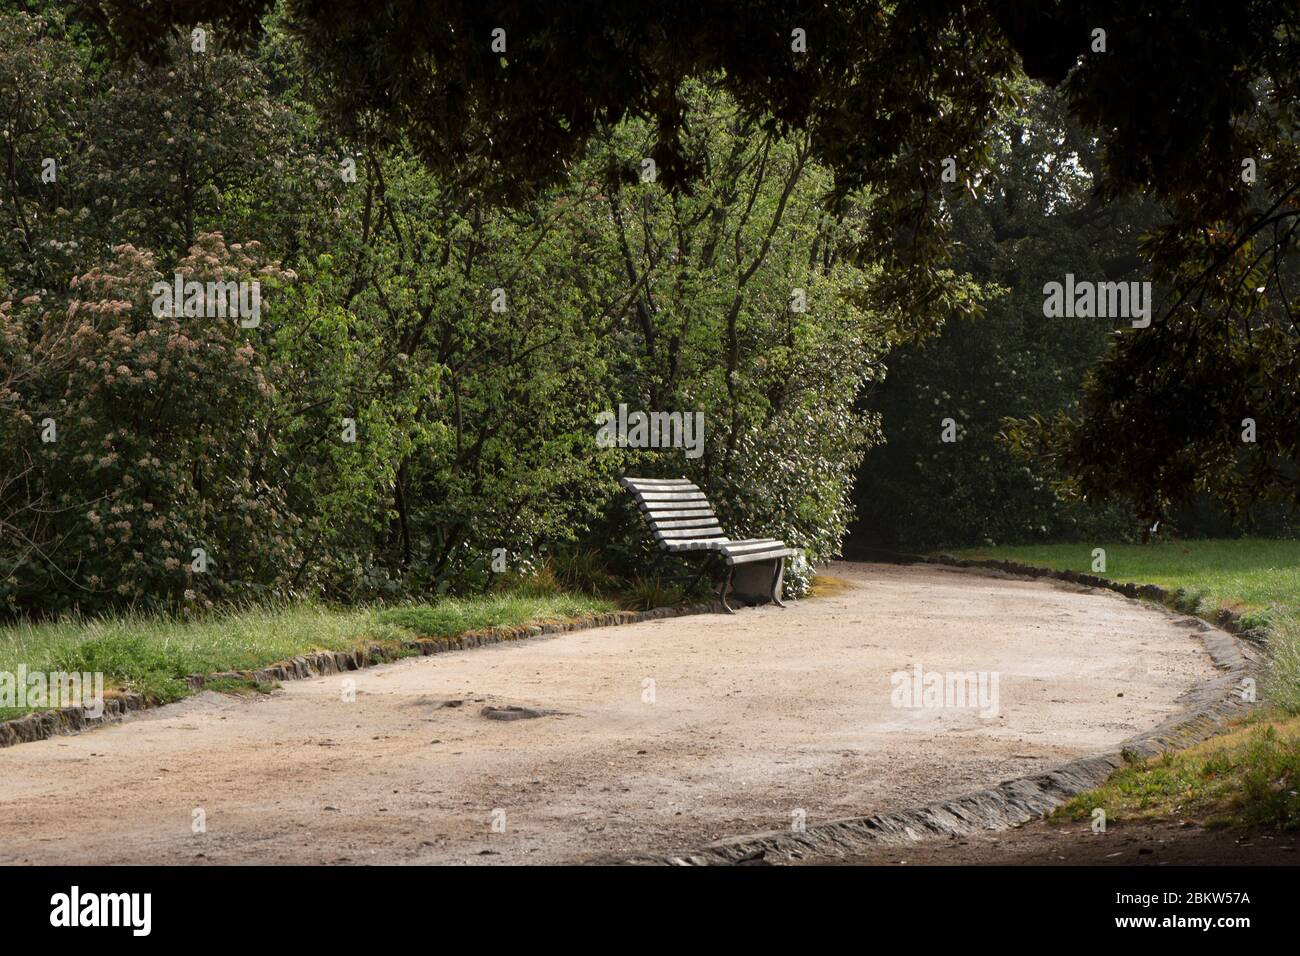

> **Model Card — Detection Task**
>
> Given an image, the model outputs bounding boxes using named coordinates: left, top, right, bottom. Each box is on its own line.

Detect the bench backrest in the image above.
left=620, top=477, right=727, bottom=549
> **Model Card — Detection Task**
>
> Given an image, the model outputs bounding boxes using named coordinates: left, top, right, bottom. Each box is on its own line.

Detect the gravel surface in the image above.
left=0, top=562, right=1219, bottom=865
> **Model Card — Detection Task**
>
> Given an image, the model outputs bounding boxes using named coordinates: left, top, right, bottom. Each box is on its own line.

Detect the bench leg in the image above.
left=770, top=557, right=787, bottom=608
left=719, top=564, right=736, bottom=614
left=724, top=558, right=786, bottom=609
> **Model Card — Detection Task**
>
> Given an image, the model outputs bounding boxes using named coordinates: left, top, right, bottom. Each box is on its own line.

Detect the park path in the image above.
left=0, top=562, right=1219, bottom=865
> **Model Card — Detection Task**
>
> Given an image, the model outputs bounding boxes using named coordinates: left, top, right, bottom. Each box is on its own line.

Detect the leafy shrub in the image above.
left=782, top=553, right=814, bottom=600
left=1, top=22, right=890, bottom=616
left=2, top=237, right=296, bottom=615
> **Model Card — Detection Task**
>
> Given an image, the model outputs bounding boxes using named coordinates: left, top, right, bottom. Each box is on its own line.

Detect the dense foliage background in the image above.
left=79, top=0, right=1300, bottom=530
left=2, top=5, right=1296, bottom=617
left=853, top=89, right=1300, bottom=551
left=852, top=90, right=1154, bottom=550
left=0, top=13, right=902, bottom=615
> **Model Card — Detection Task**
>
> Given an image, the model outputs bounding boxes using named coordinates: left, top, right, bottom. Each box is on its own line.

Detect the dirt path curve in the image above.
left=0, top=562, right=1220, bottom=865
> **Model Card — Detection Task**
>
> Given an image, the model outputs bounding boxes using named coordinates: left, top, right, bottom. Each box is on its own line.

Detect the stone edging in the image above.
left=612, top=556, right=1264, bottom=865
left=0, top=601, right=724, bottom=750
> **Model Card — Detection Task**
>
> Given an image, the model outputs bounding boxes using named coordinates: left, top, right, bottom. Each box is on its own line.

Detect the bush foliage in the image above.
left=0, top=15, right=907, bottom=615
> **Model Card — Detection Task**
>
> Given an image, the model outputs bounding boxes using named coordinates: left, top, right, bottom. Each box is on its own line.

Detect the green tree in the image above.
left=854, top=90, right=1159, bottom=550
left=577, top=80, right=893, bottom=583
left=0, top=11, right=94, bottom=293
left=83, top=1, right=1300, bottom=518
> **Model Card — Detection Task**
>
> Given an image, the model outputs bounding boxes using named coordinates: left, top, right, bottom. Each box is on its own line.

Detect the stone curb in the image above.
left=612, top=557, right=1264, bottom=865
left=0, top=601, right=724, bottom=750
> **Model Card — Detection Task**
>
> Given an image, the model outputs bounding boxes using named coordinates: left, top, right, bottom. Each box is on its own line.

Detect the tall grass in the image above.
left=1266, top=617, right=1300, bottom=715
left=1053, top=717, right=1300, bottom=830
left=376, top=592, right=613, bottom=637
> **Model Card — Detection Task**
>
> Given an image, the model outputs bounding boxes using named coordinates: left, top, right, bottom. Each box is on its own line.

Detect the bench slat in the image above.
left=640, top=501, right=715, bottom=514
left=663, top=538, right=729, bottom=552
left=634, top=490, right=708, bottom=502
left=650, top=517, right=723, bottom=530
left=721, top=539, right=796, bottom=565
left=643, top=509, right=716, bottom=523
left=623, top=478, right=695, bottom=488
left=726, top=548, right=796, bottom=565
left=655, top=527, right=727, bottom=540
left=722, top=538, right=784, bottom=551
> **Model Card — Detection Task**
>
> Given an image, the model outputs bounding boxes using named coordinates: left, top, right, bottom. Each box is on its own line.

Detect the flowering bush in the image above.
left=2, top=236, right=296, bottom=615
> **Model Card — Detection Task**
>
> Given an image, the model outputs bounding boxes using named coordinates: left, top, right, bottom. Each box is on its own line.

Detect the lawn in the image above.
left=0, top=591, right=615, bottom=718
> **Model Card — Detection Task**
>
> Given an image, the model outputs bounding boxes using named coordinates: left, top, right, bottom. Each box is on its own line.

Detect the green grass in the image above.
left=952, top=538, right=1300, bottom=629
left=375, top=592, right=613, bottom=638
left=617, top=577, right=686, bottom=612
left=0, top=591, right=614, bottom=717
left=1053, top=716, right=1300, bottom=830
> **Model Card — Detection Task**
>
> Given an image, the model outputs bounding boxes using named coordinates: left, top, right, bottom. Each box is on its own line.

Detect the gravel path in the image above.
left=0, top=562, right=1219, bottom=865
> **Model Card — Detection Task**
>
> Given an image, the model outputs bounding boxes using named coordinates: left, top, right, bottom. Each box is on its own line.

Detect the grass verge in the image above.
left=0, top=590, right=615, bottom=718
left=1052, top=715, right=1300, bottom=831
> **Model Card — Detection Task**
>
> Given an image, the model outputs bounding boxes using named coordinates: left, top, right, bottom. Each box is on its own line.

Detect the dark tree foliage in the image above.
left=852, top=90, right=1155, bottom=550
left=79, top=1, right=1015, bottom=201
left=996, top=3, right=1300, bottom=524
left=66, top=0, right=1300, bottom=521
left=0, top=15, right=878, bottom=613
left=73, top=0, right=1020, bottom=334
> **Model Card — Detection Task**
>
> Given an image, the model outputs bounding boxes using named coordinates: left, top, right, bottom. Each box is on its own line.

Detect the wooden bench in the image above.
left=620, top=476, right=798, bottom=613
